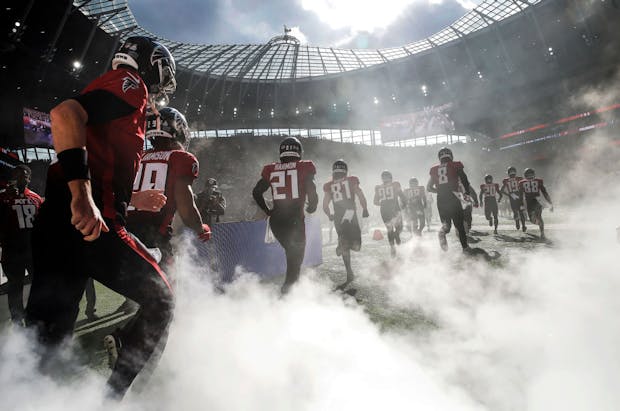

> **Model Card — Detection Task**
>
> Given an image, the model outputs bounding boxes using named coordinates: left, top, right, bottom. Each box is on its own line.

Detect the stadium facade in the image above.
left=2, top=0, right=620, bottom=160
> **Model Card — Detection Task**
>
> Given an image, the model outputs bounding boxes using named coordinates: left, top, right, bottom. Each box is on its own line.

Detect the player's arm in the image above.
left=540, top=184, right=553, bottom=210
left=354, top=185, right=370, bottom=217
left=397, top=186, right=407, bottom=209
left=497, top=185, right=504, bottom=202
left=478, top=189, right=484, bottom=206
left=457, top=168, right=472, bottom=194
left=212, top=194, right=226, bottom=215
left=322, top=190, right=333, bottom=220
left=130, top=189, right=167, bottom=211
left=373, top=187, right=380, bottom=205
left=468, top=185, right=479, bottom=207
left=426, top=177, right=437, bottom=194
left=175, top=175, right=210, bottom=239
left=252, top=178, right=271, bottom=216
left=304, top=173, right=318, bottom=213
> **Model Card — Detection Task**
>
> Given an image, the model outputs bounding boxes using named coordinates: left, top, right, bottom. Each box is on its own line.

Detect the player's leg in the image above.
left=463, top=207, right=472, bottom=234
left=394, top=213, right=403, bottom=245
left=283, top=219, right=306, bottom=293
left=452, top=206, right=469, bottom=250
left=25, top=208, right=88, bottom=349
left=88, top=227, right=174, bottom=399
left=437, top=200, right=451, bottom=251
left=84, top=278, right=97, bottom=320
left=510, top=198, right=520, bottom=229
left=2, top=260, right=28, bottom=324
left=417, top=209, right=425, bottom=235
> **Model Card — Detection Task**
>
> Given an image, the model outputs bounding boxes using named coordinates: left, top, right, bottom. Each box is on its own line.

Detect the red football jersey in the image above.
left=404, top=185, right=426, bottom=206
left=47, top=67, right=148, bottom=221
left=0, top=188, right=43, bottom=262
left=323, top=175, right=360, bottom=215
left=429, top=161, right=464, bottom=194
left=502, top=176, right=522, bottom=194
left=261, top=160, right=316, bottom=216
left=127, top=149, right=199, bottom=236
left=519, top=178, right=545, bottom=200
left=480, top=183, right=500, bottom=199
left=374, top=181, right=402, bottom=211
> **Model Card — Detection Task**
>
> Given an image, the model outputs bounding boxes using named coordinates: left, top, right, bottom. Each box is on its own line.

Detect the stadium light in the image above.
left=373, top=97, right=379, bottom=105
left=295, top=108, right=300, bottom=115
left=477, top=71, right=483, bottom=79
left=72, top=60, right=82, bottom=70
left=421, top=85, right=428, bottom=96
left=14, top=21, right=20, bottom=27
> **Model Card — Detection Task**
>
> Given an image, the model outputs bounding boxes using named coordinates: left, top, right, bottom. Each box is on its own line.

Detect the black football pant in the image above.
left=270, top=212, right=306, bottom=291
left=26, top=201, right=174, bottom=399
left=484, top=198, right=499, bottom=229
left=381, top=209, right=403, bottom=246
left=437, top=194, right=468, bottom=250
left=408, top=207, right=425, bottom=234
left=1, top=258, right=33, bottom=323
left=509, top=197, right=526, bottom=228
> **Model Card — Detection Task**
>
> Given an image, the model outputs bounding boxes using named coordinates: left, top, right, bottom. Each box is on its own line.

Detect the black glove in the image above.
left=328, top=214, right=334, bottom=221
left=306, top=204, right=317, bottom=214
left=362, top=208, right=369, bottom=218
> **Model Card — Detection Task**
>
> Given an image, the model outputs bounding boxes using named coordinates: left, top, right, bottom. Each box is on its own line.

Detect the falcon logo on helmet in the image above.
left=332, top=159, right=348, bottom=178
left=485, top=174, right=493, bottom=183
left=438, top=147, right=453, bottom=163
left=507, top=166, right=517, bottom=177
left=146, top=107, right=190, bottom=148
left=279, top=137, right=303, bottom=160
left=381, top=170, right=392, bottom=183
left=524, top=168, right=535, bottom=179
left=112, top=36, right=176, bottom=101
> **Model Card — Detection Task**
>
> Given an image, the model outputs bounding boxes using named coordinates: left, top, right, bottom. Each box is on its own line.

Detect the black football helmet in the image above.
left=524, top=168, right=535, bottom=179
left=507, top=166, right=517, bottom=177
left=206, top=177, right=217, bottom=186
left=381, top=170, right=392, bottom=183
left=146, top=107, right=189, bottom=148
left=279, top=137, right=302, bottom=160
left=485, top=174, right=493, bottom=183
left=332, top=159, right=348, bottom=178
left=409, top=177, right=418, bottom=188
left=112, top=36, right=176, bottom=101
left=438, top=147, right=453, bottom=163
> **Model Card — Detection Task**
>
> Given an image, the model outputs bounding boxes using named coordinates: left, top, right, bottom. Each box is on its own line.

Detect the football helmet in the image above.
left=485, top=174, right=493, bottom=183
left=279, top=137, right=302, bottom=160
left=112, top=36, right=176, bottom=101
left=438, top=147, right=453, bottom=163
left=332, top=159, right=348, bottom=178
left=507, top=166, right=517, bottom=177
left=381, top=170, right=392, bottom=183
left=146, top=107, right=189, bottom=148
left=524, top=168, right=535, bottom=179
left=409, top=177, right=418, bottom=188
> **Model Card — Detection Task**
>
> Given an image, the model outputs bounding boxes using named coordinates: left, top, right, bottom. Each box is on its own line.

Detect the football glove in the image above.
left=328, top=214, right=334, bottom=221
left=198, top=224, right=211, bottom=242
left=362, top=208, right=369, bottom=218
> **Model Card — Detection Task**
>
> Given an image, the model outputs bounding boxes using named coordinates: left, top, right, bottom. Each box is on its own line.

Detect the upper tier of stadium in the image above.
left=77, top=0, right=543, bottom=82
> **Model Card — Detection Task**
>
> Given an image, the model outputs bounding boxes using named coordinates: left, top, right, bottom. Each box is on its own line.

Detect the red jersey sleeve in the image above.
left=261, top=164, right=273, bottom=182
left=349, top=176, right=360, bottom=189
left=170, top=151, right=199, bottom=180
left=82, top=68, right=147, bottom=110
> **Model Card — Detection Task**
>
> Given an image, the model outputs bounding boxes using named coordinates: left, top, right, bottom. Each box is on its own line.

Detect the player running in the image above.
left=322, top=159, right=369, bottom=287
left=252, top=137, right=318, bottom=294
left=479, top=174, right=503, bottom=234
left=427, top=147, right=473, bottom=252
left=403, top=177, right=427, bottom=236
left=501, top=166, right=527, bottom=232
left=0, top=165, right=42, bottom=325
left=25, top=36, right=177, bottom=399
left=519, top=168, right=553, bottom=239
left=374, top=170, right=406, bottom=257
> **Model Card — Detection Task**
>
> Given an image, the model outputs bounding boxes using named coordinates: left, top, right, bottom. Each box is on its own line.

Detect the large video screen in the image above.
left=23, top=107, right=53, bottom=147
left=380, top=103, right=455, bottom=143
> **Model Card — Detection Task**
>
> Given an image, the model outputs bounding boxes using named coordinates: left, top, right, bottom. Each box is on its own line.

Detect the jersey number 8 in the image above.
left=437, top=165, right=449, bottom=184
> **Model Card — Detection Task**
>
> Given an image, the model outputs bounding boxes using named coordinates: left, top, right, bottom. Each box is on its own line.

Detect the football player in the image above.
left=322, top=159, right=369, bottom=286
left=519, top=168, right=553, bottom=239
left=425, top=193, right=434, bottom=231
left=501, top=166, right=527, bottom=232
left=479, top=174, right=503, bottom=234
left=374, top=170, right=406, bottom=257
left=427, top=147, right=474, bottom=252
left=0, top=165, right=43, bottom=325
left=403, top=177, right=427, bottom=236
left=252, top=137, right=318, bottom=294
left=25, top=36, right=177, bottom=399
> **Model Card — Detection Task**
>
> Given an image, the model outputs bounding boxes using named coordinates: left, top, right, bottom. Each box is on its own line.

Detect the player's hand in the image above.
left=474, top=203, right=479, bottom=208
left=550, top=205, right=554, bottom=213
left=69, top=180, right=109, bottom=242
left=328, top=214, right=334, bottom=221
left=306, top=204, right=317, bottom=214
left=131, top=189, right=167, bottom=211
left=362, top=208, right=369, bottom=218
left=198, top=223, right=211, bottom=242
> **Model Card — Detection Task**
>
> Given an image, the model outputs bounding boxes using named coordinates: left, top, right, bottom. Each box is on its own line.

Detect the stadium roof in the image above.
left=76, top=0, right=542, bottom=82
